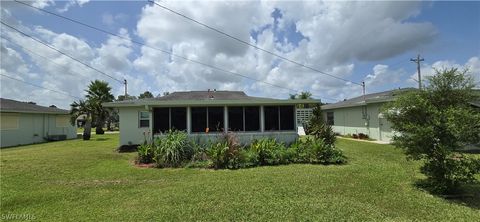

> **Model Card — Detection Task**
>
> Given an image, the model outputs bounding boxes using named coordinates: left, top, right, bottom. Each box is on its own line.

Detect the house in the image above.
left=103, top=90, right=319, bottom=146
left=0, top=98, right=77, bottom=148
left=321, top=88, right=414, bottom=142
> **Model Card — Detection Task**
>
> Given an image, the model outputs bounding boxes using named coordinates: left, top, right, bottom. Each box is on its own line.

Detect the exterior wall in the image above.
left=0, top=113, right=77, bottom=148
left=157, top=132, right=298, bottom=145
left=118, top=106, right=151, bottom=146
left=325, top=103, right=394, bottom=142
left=117, top=105, right=299, bottom=146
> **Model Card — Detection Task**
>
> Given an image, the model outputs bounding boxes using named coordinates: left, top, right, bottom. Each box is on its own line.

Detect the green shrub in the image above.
left=293, top=137, right=346, bottom=164
left=206, top=133, right=244, bottom=169
left=153, top=130, right=192, bottom=168
left=137, top=143, right=154, bottom=164
left=249, top=138, right=290, bottom=165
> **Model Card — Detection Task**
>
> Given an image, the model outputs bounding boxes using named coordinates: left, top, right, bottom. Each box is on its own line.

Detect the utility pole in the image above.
left=362, top=81, right=366, bottom=101
left=410, top=54, right=424, bottom=89
left=124, top=79, right=128, bottom=97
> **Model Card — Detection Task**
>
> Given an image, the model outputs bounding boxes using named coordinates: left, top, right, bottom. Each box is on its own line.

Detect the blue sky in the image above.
left=1, top=0, right=479, bottom=108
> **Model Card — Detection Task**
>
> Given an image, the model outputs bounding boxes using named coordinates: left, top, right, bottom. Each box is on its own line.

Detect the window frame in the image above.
left=227, top=106, right=260, bottom=132
left=138, top=111, right=150, bottom=128
left=326, top=111, right=334, bottom=126
left=263, top=105, right=296, bottom=131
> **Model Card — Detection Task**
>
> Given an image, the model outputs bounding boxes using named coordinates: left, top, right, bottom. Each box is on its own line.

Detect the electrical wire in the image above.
left=0, top=73, right=81, bottom=99
left=147, top=0, right=363, bottom=86
left=0, top=21, right=124, bottom=84
left=13, top=0, right=338, bottom=102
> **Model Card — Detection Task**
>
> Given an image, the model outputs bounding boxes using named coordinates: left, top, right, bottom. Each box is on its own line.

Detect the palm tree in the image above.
left=85, top=80, right=114, bottom=135
left=70, top=100, right=93, bottom=140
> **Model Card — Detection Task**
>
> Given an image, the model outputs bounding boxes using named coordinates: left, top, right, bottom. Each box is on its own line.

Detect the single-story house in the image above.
left=103, top=90, right=319, bottom=146
left=0, top=98, right=77, bottom=148
left=321, top=88, right=414, bottom=143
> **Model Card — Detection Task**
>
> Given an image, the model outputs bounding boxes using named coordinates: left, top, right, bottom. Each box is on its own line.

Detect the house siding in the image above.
left=324, top=103, right=394, bottom=142
left=0, top=113, right=77, bottom=148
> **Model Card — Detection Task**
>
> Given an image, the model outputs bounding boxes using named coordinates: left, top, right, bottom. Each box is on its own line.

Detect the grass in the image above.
left=1, top=134, right=479, bottom=221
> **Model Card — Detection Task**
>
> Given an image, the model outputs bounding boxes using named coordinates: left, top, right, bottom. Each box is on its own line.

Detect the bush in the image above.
left=137, top=143, right=154, bottom=164
left=295, top=137, right=347, bottom=164
left=249, top=138, right=290, bottom=165
left=206, top=133, right=244, bottom=169
left=153, top=130, right=192, bottom=168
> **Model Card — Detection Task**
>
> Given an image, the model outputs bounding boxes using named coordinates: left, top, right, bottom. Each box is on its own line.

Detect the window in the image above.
left=326, top=112, right=334, bottom=125
left=244, top=106, right=260, bottom=131
left=227, top=106, right=260, bottom=132
left=228, top=107, right=243, bottom=131
left=55, top=115, right=70, bottom=127
left=208, top=107, right=224, bottom=132
left=264, top=106, right=279, bottom=131
left=153, top=108, right=169, bottom=133
left=264, top=106, right=295, bottom=131
left=191, top=107, right=207, bottom=132
left=0, top=113, right=19, bottom=130
left=279, top=106, right=294, bottom=130
left=170, top=107, right=187, bottom=131
left=153, top=108, right=187, bottom=133
left=139, top=111, right=150, bottom=128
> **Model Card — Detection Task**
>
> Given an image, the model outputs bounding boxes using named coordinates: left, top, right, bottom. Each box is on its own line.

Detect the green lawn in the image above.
left=1, top=134, right=479, bottom=221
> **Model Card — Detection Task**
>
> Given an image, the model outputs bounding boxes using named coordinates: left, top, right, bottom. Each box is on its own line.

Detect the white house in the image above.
left=103, top=90, right=319, bottom=146
left=0, top=98, right=77, bottom=148
left=321, top=89, right=414, bottom=142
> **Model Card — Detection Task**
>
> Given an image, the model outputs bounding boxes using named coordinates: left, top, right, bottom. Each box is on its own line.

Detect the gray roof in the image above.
left=322, top=88, right=415, bottom=110
left=0, top=98, right=69, bottom=114
left=104, top=90, right=320, bottom=107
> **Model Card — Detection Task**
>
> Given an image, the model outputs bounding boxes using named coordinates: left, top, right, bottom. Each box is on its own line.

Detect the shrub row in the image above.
left=137, top=130, right=347, bottom=169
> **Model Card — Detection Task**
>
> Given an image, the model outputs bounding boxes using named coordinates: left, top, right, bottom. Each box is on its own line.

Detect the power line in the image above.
left=13, top=0, right=337, bottom=102
left=0, top=21, right=124, bottom=84
left=148, top=0, right=362, bottom=86
left=0, top=73, right=81, bottom=99
left=1, top=35, right=86, bottom=79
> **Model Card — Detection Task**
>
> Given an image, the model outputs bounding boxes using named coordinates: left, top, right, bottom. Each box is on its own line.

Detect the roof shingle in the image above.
left=0, top=98, right=69, bottom=114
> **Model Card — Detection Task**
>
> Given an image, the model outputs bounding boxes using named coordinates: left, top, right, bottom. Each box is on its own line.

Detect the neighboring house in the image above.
left=321, top=88, right=414, bottom=142
left=0, top=98, right=77, bottom=148
left=103, top=90, right=319, bottom=146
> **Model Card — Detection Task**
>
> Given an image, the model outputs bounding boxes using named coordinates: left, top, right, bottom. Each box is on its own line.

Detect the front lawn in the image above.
left=1, top=134, right=479, bottom=221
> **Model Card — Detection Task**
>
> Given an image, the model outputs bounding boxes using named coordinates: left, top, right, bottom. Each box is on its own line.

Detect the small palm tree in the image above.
left=85, top=80, right=114, bottom=134
left=70, top=100, right=93, bottom=140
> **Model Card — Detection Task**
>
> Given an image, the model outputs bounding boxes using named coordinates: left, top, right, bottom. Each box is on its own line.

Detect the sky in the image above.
left=0, top=0, right=479, bottom=109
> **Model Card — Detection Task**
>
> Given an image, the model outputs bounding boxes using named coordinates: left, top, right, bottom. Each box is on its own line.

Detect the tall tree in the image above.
left=85, top=80, right=115, bottom=135
left=139, top=91, right=154, bottom=99
left=383, top=68, right=480, bottom=193
left=298, top=91, right=313, bottom=100
left=70, top=100, right=93, bottom=140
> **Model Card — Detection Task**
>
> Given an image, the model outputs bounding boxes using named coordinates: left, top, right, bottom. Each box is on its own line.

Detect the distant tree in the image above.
left=70, top=100, right=93, bottom=140
left=163, top=91, right=170, bottom=96
left=139, top=91, right=154, bottom=99
left=117, top=94, right=137, bottom=101
left=383, top=68, right=480, bottom=193
left=298, top=91, right=313, bottom=100
left=85, top=80, right=115, bottom=135
left=289, top=94, right=297, bottom=100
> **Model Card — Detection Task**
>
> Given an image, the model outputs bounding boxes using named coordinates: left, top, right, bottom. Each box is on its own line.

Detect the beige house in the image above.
left=0, top=98, right=77, bottom=148
left=104, top=90, right=319, bottom=146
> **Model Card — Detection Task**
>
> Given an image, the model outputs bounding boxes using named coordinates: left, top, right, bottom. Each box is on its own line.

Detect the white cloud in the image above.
left=406, top=56, right=480, bottom=87
left=31, top=0, right=55, bottom=9
left=133, top=0, right=437, bottom=101
left=57, top=0, right=90, bottom=13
